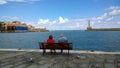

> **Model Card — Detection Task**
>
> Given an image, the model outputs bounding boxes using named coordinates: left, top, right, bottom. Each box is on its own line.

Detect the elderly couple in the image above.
left=46, top=34, right=68, bottom=53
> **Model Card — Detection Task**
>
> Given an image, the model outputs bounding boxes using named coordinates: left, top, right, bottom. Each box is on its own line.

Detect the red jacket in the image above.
left=47, top=39, right=55, bottom=43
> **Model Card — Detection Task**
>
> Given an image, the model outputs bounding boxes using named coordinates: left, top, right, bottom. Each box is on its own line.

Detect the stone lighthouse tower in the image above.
left=87, top=20, right=92, bottom=31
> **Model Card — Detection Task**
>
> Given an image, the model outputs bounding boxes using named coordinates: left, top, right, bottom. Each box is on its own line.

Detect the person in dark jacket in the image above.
left=58, top=34, right=68, bottom=43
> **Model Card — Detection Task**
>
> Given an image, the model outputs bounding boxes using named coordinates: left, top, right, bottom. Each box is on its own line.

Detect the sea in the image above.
left=0, top=30, right=120, bottom=52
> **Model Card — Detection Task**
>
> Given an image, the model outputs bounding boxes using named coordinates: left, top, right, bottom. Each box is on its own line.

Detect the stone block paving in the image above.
left=0, top=51, right=120, bottom=68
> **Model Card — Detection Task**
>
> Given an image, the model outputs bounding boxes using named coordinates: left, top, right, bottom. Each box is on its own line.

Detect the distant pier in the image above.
left=87, top=20, right=120, bottom=31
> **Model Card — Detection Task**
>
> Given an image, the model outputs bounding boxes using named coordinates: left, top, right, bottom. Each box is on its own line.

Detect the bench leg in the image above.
left=61, top=49, right=63, bottom=53
left=50, top=49, right=52, bottom=53
left=43, top=49, right=46, bottom=55
left=68, top=49, right=69, bottom=55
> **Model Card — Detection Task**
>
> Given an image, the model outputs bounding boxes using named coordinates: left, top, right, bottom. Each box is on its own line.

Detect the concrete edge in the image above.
left=0, top=48, right=120, bottom=54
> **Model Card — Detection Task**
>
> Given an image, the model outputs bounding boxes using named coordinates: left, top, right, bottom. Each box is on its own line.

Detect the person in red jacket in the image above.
left=47, top=35, right=55, bottom=43
left=47, top=35, right=56, bottom=53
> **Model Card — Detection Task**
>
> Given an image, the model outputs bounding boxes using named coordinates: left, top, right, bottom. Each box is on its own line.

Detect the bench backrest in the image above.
left=39, top=42, right=72, bottom=49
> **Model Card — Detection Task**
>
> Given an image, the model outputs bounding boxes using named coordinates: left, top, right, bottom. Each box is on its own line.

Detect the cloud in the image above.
left=109, top=9, right=120, bottom=16
left=35, top=17, right=88, bottom=30
left=96, top=6, right=120, bottom=18
left=0, top=0, right=40, bottom=5
left=38, top=19, right=50, bottom=25
left=58, top=16, right=69, bottom=24
left=8, top=0, right=25, bottom=2
left=107, top=6, right=120, bottom=16
left=37, top=18, right=57, bottom=29
left=90, top=6, right=120, bottom=28
left=92, top=6, right=120, bottom=22
left=108, top=6, right=120, bottom=10
left=11, top=17, right=20, bottom=21
left=96, top=13, right=108, bottom=20
left=106, top=17, right=114, bottom=21
left=118, top=21, right=120, bottom=24
left=0, top=0, right=7, bottom=4
left=36, top=16, right=70, bottom=30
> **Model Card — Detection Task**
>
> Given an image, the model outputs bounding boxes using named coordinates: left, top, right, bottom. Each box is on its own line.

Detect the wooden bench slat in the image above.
left=39, top=42, right=73, bottom=55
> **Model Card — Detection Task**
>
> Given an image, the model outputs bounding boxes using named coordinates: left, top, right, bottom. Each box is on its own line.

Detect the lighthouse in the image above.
left=87, top=20, right=92, bottom=31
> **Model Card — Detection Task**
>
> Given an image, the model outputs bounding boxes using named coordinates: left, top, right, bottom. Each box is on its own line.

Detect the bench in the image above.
left=39, top=42, right=72, bottom=55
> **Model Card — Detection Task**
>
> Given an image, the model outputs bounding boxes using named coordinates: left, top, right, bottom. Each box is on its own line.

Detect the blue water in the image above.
left=0, top=30, right=120, bottom=52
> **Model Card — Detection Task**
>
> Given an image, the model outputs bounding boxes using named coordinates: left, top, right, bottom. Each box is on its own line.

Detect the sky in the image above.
left=0, top=0, right=120, bottom=30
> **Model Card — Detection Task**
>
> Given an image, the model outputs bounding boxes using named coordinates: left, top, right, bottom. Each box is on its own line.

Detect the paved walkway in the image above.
left=0, top=49, right=120, bottom=68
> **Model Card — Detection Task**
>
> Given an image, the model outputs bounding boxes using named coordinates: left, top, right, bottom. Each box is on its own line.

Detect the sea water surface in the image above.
left=0, top=30, right=120, bottom=52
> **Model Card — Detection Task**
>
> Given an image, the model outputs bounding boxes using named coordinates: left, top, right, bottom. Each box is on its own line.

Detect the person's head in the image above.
left=49, top=35, right=53, bottom=39
left=60, top=34, right=64, bottom=37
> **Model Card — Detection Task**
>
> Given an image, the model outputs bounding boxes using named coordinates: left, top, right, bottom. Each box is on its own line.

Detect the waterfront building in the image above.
left=28, top=25, right=35, bottom=32
left=0, top=21, right=28, bottom=32
left=0, top=22, right=5, bottom=32
left=0, top=21, right=48, bottom=32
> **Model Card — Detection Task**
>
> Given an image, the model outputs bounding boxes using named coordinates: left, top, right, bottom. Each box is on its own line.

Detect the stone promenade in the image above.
left=0, top=49, right=120, bottom=68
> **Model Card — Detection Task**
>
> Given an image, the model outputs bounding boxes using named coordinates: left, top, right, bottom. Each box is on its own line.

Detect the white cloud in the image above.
left=8, top=0, right=25, bottom=2
left=109, top=9, right=120, bottom=16
left=58, top=16, right=69, bottom=24
left=118, top=22, right=120, bottom=24
left=38, top=19, right=57, bottom=25
left=0, top=0, right=40, bottom=5
left=95, top=13, right=108, bottom=20
left=37, top=18, right=57, bottom=29
left=108, top=6, right=120, bottom=10
left=92, top=6, right=120, bottom=21
left=107, top=6, right=120, bottom=16
left=35, top=17, right=88, bottom=30
left=106, top=17, right=114, bottom=21
left=38, top=19, right=49, bottom=24
left=11, top=17, right=20, bottom=21
left=0, top=0, right=7, bottom=4
left=88, top=6, right=120, bottom=28
left=50, top=20, right=57, bottom=26
left=92, top=6, right=120, bottom=22
left=36, top=16, right=69, bottom=30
